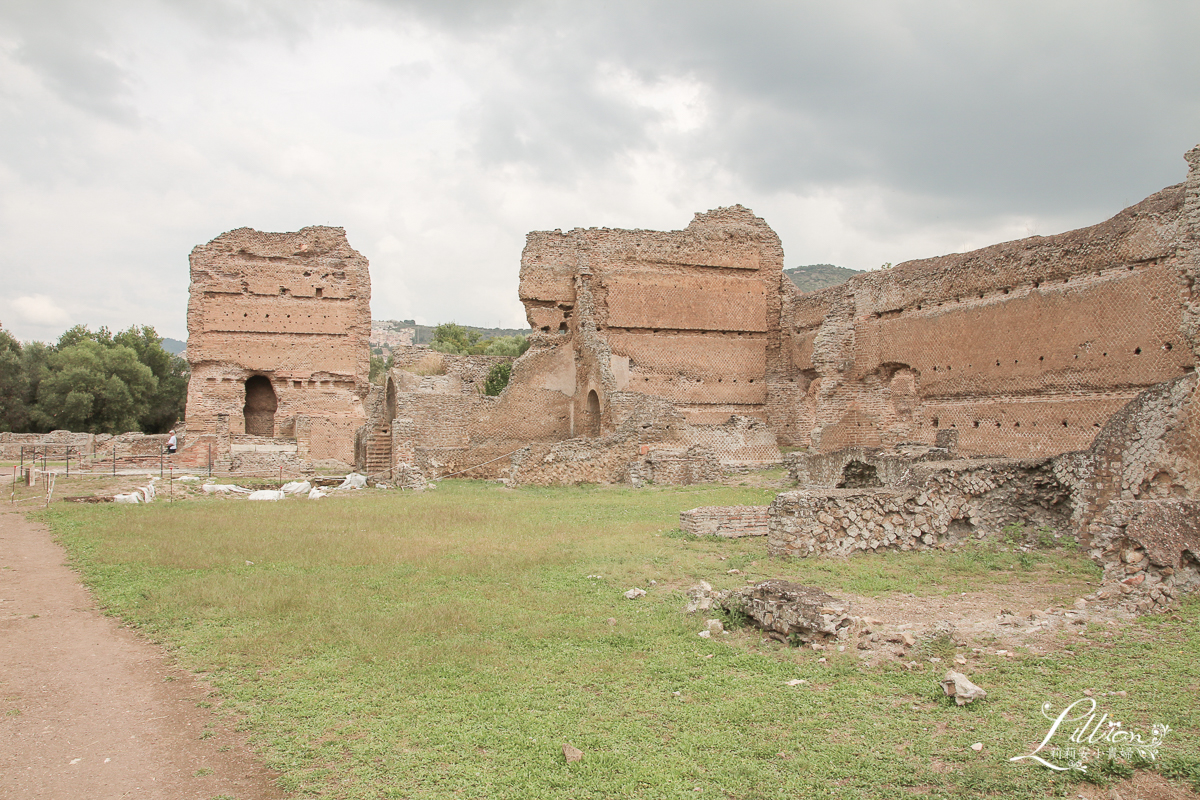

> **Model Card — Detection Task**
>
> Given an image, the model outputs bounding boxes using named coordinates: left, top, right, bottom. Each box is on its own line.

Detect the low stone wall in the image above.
left=632, top=446, right=723, bottom=486
left=0, top=430, right=174, bottom=464
left=679, top=506, right=770, bottom=537
left=769, top=458, right=1072, bottom=557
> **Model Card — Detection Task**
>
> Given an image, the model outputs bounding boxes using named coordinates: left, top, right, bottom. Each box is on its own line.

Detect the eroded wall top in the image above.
left=187, top=226, right=371, bottom=378
left=518, top=206, right=787, bottom=423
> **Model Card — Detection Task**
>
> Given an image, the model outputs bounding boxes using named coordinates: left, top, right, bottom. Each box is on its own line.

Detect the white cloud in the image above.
left=7, top=294, right=71, bottom=328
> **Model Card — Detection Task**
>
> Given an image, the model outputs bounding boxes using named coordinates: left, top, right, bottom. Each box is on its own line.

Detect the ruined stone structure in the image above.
left=178, top=144, right=1200, bottom=550
left=783, top=173, right=1196, bottom=457
left=372, top=146, right=1199, bottom=488
left=182, top=226, right=370, bottom=472
left=359, top=207, right=787, bottom=484
left=766, top=368, right=1200, bottom=614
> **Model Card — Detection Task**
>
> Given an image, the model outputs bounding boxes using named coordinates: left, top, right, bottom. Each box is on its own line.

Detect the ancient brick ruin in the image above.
left=180, top=226, right=370, bottom=472
left=172, top=146, right=1200, bottom=612
left=367, top=147, right=1198, bottom=487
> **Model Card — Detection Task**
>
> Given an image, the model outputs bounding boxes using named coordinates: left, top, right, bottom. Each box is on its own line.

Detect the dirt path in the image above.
left=0, top=505, right=288, bottom=800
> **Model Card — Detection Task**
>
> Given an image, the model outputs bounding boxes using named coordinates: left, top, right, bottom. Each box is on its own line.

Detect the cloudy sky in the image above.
left=2, top=1, right=1198, bottom=343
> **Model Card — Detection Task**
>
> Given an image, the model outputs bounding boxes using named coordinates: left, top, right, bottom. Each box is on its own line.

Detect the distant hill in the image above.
left=162, top=337, right=186, bottom=355
left=784, top=264, right=864, bottom=294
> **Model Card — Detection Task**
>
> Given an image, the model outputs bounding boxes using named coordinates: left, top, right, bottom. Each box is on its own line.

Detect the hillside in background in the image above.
left=784, top=264, right=864, bottom=293
left=161, top=337, right=186, bottom=355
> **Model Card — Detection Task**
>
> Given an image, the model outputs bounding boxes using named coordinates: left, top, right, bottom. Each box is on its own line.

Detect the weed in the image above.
left=1036, top=526, right=1058, bottom=548
left=918, top=632, right=958, bottom=661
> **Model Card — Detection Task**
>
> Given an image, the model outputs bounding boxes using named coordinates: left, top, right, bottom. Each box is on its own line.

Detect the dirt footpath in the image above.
left=0, top=506, right=287, bottom=800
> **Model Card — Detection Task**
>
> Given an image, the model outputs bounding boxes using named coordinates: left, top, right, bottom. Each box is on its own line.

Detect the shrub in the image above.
left=483, top=362, right=512, bottom=396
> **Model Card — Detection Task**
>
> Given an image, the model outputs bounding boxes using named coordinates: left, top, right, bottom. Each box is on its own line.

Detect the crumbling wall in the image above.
left=513, top=206, right=790, bottom=457
left=785, top=443, right=954, bottom=488
left=1085, top=499, right=1200, bottom=614
left=184, top=226, right=371, bottom=467
left=784, top=150, right=1198, bottom=457
left=769, top=458, right=1072, bottom=558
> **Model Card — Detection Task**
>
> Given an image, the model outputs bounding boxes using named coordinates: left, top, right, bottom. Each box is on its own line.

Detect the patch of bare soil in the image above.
left=843, top=577, right=1117, bottom=666
left=0, top=505, right=288, bottom=800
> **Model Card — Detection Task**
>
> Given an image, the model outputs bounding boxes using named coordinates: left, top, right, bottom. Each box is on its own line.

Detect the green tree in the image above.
left=112, top=325, right=189, bottom=433
left=0, top=330, right=30, bottom=432
left=57, top=324, right=113, bottom=349
left=20, top=342, right=54, bottom=431
left=369, top=352, right=394, bottom=385
left=34, top=339, right=157, bottom=433
left=430, top=322, right=484, bottom=355
left=483, top=335, right=530, bottom=357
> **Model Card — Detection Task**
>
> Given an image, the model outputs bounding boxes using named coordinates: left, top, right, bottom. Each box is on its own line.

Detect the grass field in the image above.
left=35, top=480, right=1200, bottom=799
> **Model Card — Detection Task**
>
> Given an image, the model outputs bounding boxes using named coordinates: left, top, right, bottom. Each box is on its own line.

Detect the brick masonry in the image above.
left=182, top=226, right=371, bottom=470
left=680, top=506, right=770, bottom=538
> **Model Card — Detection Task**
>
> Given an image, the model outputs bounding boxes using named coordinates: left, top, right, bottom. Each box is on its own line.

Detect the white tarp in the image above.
left=281, top=480, right=312, bottom=495
left=113, top=492, right=140, bottom=504
left=247, top=490, right=286, bottom=501
left=307, top=488, right=325, bottom=500
left=338, top=473, right=367, bottom=490
left=202, top=483, right=251, bottom=494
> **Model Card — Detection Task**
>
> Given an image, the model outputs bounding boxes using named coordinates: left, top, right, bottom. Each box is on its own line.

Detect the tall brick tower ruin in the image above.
left=183, top=226, right=370, bottom=469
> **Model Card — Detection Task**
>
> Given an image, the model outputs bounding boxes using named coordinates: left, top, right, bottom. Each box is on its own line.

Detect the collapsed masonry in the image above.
left=359, top=206, right=786, bottom=486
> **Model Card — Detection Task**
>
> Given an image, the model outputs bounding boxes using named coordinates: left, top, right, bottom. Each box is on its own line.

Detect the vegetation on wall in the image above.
left=483, top=362, right=512, bottom=396
left=0, top=324, right=188, bottom=434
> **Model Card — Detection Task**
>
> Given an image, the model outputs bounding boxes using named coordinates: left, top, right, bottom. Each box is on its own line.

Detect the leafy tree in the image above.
left=483, top=335, right=530, bottom=357
left=369, top=352, right=394, bottom=385
left=112, top=325, right=189, bottom=433
left=20, top=342, right=54, bottom=430
left=483, top=362, right=512, bottom=396
left=34, top=339, right=157, bottom=434
left=57, top=324, right=113, bottom=349
left=0, top=330, right=29, bottom=432
left=430, top=322, right=484, bottom=355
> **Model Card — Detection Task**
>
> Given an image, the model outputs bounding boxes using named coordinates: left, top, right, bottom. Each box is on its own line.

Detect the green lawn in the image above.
left=37, top=480, right=1200, bottom=799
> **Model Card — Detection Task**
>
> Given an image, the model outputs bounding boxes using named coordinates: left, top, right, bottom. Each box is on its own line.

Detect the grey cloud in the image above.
left=0, top=0, right=137, bottom=123
left=411, top=1, right=1200, bottom=224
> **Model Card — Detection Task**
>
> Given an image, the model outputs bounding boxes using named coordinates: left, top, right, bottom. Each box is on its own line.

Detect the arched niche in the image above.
left=583, top=389, right=601, bottom=438
left=243, top=375, right=278, bottom=436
